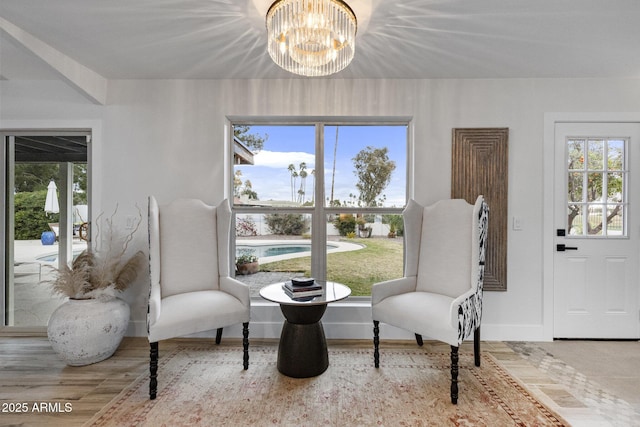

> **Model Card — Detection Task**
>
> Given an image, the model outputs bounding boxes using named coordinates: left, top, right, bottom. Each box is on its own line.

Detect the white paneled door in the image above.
left=554, top=122, right=640, bottom=338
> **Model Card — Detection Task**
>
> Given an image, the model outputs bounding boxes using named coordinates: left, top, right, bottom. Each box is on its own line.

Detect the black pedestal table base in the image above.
left=277, top=304, right=328, bottom=378
left=259, top=281, right=351, bottom=379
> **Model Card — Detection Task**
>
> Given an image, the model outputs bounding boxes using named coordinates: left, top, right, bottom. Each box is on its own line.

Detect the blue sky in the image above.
left=235, top=125, right=407, bottom=207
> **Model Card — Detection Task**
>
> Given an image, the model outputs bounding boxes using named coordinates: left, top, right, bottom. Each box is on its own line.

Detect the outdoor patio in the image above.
left=11, top=239, right=87, bottom=327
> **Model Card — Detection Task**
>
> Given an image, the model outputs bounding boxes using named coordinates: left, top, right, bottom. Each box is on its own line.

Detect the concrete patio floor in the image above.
left=10, top=240, right=87, bottom=327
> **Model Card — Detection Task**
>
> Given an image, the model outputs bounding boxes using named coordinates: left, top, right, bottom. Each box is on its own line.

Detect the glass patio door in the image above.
left=2, top=132, right=90, bottom=328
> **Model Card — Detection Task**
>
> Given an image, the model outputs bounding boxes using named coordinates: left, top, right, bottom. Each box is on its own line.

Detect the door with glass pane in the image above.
left=554, top=123, right=640, bottom=338
left=3, top=133, right=89, bottom=328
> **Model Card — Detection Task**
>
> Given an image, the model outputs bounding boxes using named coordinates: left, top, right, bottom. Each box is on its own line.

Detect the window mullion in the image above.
left=602, top=139, right=609, bottom=235
left=582, top=140, right=589, bottom=235
left=311, top=123, right=327, bottom=281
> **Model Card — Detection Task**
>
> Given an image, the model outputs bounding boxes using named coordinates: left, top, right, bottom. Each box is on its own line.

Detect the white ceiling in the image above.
left=1, top=0, right=639, bottom=80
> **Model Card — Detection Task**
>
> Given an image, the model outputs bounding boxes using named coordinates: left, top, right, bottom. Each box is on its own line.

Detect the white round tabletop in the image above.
left=259, top=281, right=351, bottom=306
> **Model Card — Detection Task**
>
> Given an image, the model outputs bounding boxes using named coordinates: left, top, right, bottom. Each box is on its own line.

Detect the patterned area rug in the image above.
left=86, top=345, right=567, bottom=426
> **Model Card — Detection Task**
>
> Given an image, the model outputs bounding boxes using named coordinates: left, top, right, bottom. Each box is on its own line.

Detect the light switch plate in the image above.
left=512, top=216, right=523, bottom=231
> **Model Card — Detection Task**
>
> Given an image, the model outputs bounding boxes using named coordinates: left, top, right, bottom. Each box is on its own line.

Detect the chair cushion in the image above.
left=159, top=199, right=219, bottom=297
left=372, top=292, right=458, bottom=346
left=416, top=199, right=473, bottom=298
left=148, top=290, right=249, bottom=342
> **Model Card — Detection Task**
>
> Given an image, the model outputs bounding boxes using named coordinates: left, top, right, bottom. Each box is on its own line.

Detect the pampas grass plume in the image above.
left=114, top=250, right=145, bottom=291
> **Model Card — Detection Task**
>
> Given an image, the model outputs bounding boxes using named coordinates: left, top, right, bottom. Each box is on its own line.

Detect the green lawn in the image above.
left=259, top=237, right=404, bottom=296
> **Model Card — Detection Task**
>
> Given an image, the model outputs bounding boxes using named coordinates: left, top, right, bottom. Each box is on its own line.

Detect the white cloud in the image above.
left=254, top=150, right=315, bottom=169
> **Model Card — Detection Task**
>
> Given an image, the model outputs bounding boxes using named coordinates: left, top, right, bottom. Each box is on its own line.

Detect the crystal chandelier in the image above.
left=266, top=0, right=357, bottom=77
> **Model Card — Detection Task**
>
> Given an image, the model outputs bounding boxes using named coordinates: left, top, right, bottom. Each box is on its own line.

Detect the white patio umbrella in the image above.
left=44, top=180, right=59, bottom=215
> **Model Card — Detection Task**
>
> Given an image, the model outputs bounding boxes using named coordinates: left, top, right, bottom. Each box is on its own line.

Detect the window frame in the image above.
left=227, top=117, right=413, bottom=295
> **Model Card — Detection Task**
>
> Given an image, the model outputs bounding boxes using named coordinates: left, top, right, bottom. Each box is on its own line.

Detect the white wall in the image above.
left=3, top=77, right=640, bottom=340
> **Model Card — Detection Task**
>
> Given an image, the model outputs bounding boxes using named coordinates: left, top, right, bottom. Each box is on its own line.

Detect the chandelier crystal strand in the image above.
left=266, top=0, right=357, bottom=77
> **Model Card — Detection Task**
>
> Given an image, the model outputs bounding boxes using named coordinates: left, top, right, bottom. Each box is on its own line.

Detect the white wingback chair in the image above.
left=372, top=196, right=488, bottom=404
left=147, top=196, right=250, bottom=399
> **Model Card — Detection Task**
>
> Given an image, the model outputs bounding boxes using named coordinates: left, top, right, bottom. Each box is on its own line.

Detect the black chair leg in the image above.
left=415, top=333, right=423, bottom=346
left=450, top=345, right=459, bottom=404
left=242, top=322, right=249, bottom=370
left=216, top=327, right=223, bottom=344
left=474, top=326, right=481, bottom=367
left=149, top=341, right=158, bottom=400
left=373, top=320, right=380, bottom=368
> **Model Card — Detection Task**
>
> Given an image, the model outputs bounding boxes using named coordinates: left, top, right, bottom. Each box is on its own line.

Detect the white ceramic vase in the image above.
left=47, top=297, right=130, bottom=366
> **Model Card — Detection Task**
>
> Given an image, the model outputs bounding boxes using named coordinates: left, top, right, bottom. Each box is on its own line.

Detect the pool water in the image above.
left=237, top=243, right=337, bottom=258
left=36, top=250, right=84, bottom=262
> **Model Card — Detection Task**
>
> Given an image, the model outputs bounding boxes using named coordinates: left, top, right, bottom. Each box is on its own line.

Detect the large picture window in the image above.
left=230, top=121, right=409, bottom=298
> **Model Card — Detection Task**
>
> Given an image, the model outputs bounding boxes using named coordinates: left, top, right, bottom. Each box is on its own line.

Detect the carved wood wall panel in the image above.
left=452, top=128, right=508, bottom=291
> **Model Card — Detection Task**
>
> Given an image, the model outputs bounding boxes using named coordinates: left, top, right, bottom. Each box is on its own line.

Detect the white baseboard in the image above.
left=480, top=323, right=549, bottom=342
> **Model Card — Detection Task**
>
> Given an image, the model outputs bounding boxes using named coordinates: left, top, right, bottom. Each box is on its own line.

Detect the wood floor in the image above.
left=1, top=337, right=638, bottom=426
left=0, top=337, right=151, bottom=426
left=0, top=337, right=377, bottom=427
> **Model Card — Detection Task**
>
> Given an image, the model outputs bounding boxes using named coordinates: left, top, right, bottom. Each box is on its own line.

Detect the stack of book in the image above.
left=283, top=278, right=323, bottom=299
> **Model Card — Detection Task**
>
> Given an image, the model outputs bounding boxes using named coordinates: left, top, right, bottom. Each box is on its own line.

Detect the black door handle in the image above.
left=556, top=244, right=578, bottom=252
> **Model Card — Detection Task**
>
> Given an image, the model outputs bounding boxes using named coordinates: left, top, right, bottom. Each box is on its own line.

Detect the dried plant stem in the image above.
left=116, top=204, right=142, bottom=262
left=46, top=204, right=144, bottom=299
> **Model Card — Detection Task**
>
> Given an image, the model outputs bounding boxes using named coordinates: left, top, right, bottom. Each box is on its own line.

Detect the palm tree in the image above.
left=288, top=164, right=297, bottom=202
left=310, top=170, right=316, bottom=204
left=298, top=162, right=307, bottom=203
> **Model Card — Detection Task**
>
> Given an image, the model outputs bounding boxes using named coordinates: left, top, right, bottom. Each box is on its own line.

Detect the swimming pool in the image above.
left=36, top=250, right=84, bottom=263
left=236, top=243, right=338, bottom=258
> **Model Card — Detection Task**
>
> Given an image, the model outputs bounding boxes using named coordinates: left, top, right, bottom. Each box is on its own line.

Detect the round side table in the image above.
left=259, top=281, right=351, bottom=377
